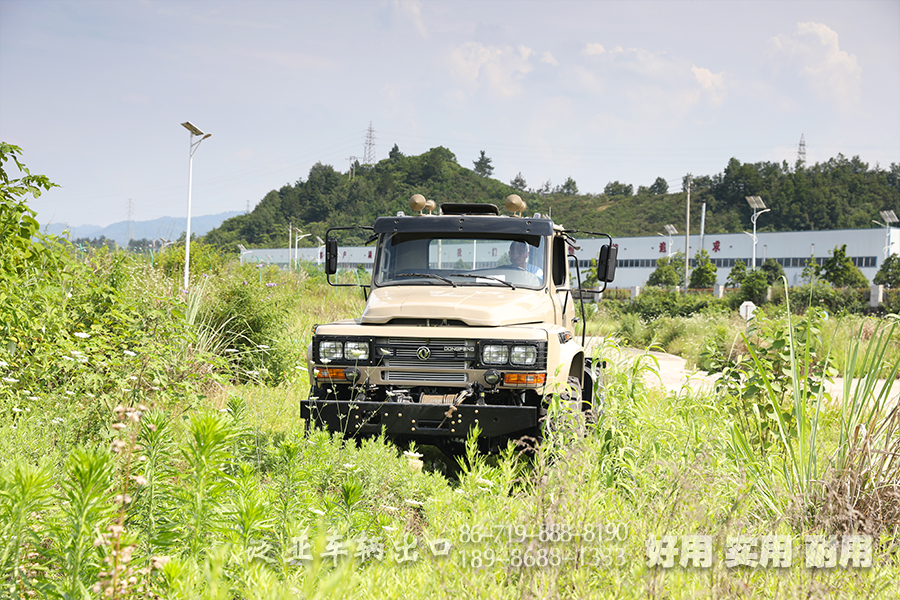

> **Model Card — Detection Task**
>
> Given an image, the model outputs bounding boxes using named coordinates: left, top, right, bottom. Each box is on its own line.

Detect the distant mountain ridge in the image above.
left=42, top=211, right=243, bottom=246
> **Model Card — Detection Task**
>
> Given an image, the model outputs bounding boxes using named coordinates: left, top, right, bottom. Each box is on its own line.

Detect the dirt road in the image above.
left=588, top=340, right=900, bottom=405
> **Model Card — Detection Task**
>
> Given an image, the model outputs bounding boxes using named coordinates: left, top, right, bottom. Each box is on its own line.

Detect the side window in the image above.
left=552, top=237, right=567, bottom=286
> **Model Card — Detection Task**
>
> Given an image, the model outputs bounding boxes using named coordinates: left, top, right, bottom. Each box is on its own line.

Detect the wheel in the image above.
left=540, top=376, right=586, bottom=440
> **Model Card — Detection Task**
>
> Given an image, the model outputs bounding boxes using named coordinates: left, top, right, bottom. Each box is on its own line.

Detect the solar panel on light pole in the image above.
left=181, top=121, right=211, bottom=290
left=745, top=196, right=770, bottom=269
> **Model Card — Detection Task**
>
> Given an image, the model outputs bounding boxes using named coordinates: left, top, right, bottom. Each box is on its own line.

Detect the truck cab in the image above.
left=301, top=196, right=616, bottom=453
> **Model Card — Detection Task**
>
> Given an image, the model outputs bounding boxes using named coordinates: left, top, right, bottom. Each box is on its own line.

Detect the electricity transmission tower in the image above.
left=798, top=134, right=806, bottom=166
left=364, top=122, right=376, bottom=165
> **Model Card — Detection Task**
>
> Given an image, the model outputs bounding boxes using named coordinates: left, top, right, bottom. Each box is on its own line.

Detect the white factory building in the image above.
left=240, top=226, right=898, bottom=289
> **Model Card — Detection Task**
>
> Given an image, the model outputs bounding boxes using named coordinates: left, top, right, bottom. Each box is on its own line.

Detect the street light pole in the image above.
left=745, top=196, right=770, bottom=270
left=181, top=121, right=211, bottom=290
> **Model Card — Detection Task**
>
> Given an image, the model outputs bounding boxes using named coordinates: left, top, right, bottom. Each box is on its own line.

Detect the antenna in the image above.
left=798, top=134, right=806, bottom=166
left=364, top=122, right=376, bottom=165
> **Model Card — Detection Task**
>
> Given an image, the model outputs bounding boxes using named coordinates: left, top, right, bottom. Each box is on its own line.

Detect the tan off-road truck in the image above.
left=301, top=195, right=617, bottom=454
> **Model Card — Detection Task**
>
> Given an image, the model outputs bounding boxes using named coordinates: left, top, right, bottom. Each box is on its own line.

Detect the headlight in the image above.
left=345, top=341, right=369, bottom=360
left=482, top=344, right=508, bottom=365
left=319, top=340, right=343, bottom=360
left=511, top=345, right=538, bottom=366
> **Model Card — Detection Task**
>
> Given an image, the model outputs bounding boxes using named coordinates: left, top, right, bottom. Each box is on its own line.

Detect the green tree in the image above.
left=559, top=177, right=578, bottom=195
left=647, top=252, right=684, bottom=287
left=604, top=181, right=633, bottom=197
left=873, top=254, right=900, bottom=288
left=760, top=258, right=786, bottom=285
left=510, top=172, right=527, bottom=190
left=649, top=177, right=669, bottom=195
left=389, top=144, right=403, bottom=162
left=725, top=260, right=747, bottom=288
left=1, top=143, right=59, bottom=280
left=741, top=269, right=769, bottom=303
left=688, top=249, right=717, bottom=289
left=819, top=244, right=868, bottom=288
left=473, top=150, right=494, bottom=177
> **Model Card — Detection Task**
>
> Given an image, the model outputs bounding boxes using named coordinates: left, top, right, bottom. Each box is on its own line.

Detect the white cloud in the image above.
left=582, top=43, right=606, bottom=56
left=541, top=51, right=559, bottom=66
left=448, top=43, right=534, bottom=98
left=769, top=22, right=861, bottom=111
left=391, top=0, right=428, bottom=39
left=692, top=66, right=727, bottom=106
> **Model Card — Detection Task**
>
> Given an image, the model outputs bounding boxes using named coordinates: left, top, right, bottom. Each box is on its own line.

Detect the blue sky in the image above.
left=1, top=0, right=898, bottom=227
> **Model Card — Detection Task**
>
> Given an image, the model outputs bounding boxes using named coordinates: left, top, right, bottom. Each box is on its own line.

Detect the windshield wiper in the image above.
left=453, top=273, right=516, bottom=289
left=395, top=272, right=457, bottom=287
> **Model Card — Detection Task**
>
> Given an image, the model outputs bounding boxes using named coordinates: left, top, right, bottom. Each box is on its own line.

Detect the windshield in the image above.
left=374, top=234, right=545, bottom=289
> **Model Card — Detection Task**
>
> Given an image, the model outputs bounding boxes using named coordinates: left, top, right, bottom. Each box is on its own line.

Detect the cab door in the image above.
left=550, top=235, right=576, bottom=331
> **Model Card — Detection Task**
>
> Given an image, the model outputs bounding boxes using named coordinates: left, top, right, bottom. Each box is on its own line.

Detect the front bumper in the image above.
left=300, top=398, right=539, bottom=440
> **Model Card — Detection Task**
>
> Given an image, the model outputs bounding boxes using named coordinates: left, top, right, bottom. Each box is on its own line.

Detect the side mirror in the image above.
left=597, top=244, right=617, bottom=283
left=325, top=238, right=338, bottom=275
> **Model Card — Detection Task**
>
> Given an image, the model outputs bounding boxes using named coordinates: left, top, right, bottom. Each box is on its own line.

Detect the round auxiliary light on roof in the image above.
left=409, top=194, right=426, bottom=213
left=505, top=194, right=526, bottom=215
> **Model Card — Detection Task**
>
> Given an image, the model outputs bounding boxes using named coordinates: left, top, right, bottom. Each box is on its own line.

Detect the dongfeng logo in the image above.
left=416, top=346, right=431, bottom=360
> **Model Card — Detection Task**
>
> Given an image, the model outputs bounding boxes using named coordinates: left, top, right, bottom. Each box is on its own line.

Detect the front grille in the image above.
left=375, top=338, right=476, bottom=364
left=384, top=359, right=469, bottom=369
left=383, top=371, right=468, bottom=383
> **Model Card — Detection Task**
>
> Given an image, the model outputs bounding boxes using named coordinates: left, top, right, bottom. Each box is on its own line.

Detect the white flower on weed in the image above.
left=77, top=358, right=88, bottom=363
left=382, top=525, right=396, bottom=532
left=51, top=417, right=64, bottom=425
left=224, top=349, right=238, bottom=354
left=0, top=360, right=8, bottom=367
left=246, top=370, right=259, bottom=376
left=309, top=507, right=325, bottom=516
left=383, top=505, right=398, bottom=512
left=3, top=377, right=19, bottom=383
left=85, top=392, right=95, bottom=398
left=12, top=407, right=22, bottom=413
left=70, top=350, right=82, bottom=356
left=65, top=391, right=75, bottom=396
left=257, top=344, right=270, bottom=349
left=343, top=463, right=354, bottom=468
left=23, top=390, right=31, bottom=394
left=73, top=332, right=90, bottom=339
left=129, top=376, right=137, bottom=381
left=61, top=356, right=74, bottom=361
left=404, top=499, right=423, bottom=507
left=132, top=475, right=148, bottom=486
left=476, top=478, right=494, bottom=487
left=122, top=389, right=131, bottom=393
left=123, top=350, right=136, bottom=357
left=403, top=450, right=423, bottom=459
left=28, top=396, right=39, bottom=401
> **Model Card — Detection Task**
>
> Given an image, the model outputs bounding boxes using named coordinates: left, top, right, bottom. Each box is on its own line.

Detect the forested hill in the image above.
left=202, top=146, right=900, bottom=249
